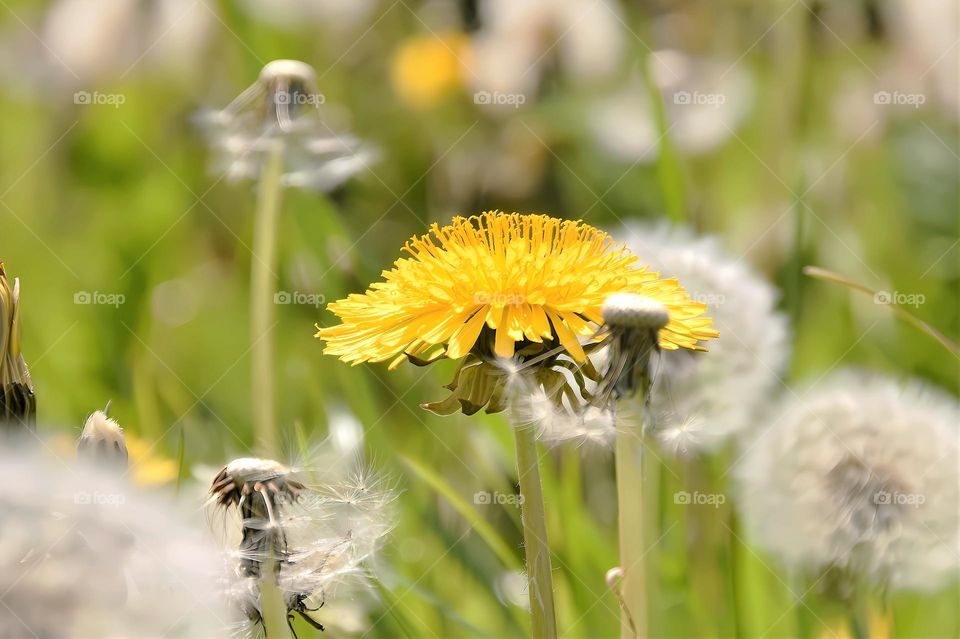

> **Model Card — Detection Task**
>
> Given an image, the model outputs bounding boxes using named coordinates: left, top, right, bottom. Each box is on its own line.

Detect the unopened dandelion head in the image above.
left=76, top=402, right=128, bottom=468
left=738, top=370, right=960, bottom=592
left=621, top=224, right=789, bottom=452
left=0, top=443, right=229, bottom=637
left=198, top=59, right=375, bottom=190
left=318, top=211, right=717, bottom=416
left=0, top=262, right=35, bottom=429
left=596, top=293, right=669, bottom=402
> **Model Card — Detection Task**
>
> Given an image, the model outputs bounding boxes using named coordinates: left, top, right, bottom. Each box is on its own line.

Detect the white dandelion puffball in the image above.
left=0, top=443, right=229, bottom=638
left=621, top=223, right=790, bottom=452
left=738, top=371, right=960, bottom=592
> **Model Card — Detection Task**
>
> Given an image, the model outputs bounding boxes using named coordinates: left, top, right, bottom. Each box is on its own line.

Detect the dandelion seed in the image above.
left=198, top=59, right=376, bottom=191
left=76, top=401, right=128, bottom=469
left=318, top=211, right=717, bottom=416
left=622, top=224, right=789, bottom=452
left=0, top=263, right=35, bottom=430
left=738, top=370, right=960, bottom=592
left=0, top=442, right=228, bottom=637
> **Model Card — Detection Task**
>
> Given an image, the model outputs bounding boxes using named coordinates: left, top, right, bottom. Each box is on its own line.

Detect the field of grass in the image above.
left=0, top=1, right=957, bottom=637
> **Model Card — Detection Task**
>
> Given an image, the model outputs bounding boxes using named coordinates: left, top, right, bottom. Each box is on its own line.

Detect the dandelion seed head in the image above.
left=197, top=59, right=375, bottom=191
left=0, top=443, right=229, bottom=637
left=211, top=450, right=394, bottom=633
left=738, top=371, right=960, bottom=592
left=622, top=223, right=789, bottom=451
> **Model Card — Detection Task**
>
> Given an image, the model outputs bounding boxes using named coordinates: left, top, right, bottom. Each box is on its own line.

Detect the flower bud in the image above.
left=0, top=263, right=35, bottom=430
left=77, top=403, right=128, bottom=469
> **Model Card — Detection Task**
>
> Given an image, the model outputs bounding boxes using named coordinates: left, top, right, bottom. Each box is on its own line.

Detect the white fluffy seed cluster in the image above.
left=0, top=444, right=229, bottom=637
left=621, top=223, right=790, bottom=453
left=738, top=371, right=960, bottom=592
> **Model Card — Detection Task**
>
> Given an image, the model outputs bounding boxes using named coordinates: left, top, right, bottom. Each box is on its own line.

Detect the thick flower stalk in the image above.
left=318, top=211, right=717, bottom=638
left=0, top=263, right=35, bottom=429
left=598, top=293, right=669, bottom=639
left=210, top=456, right=392, bottom=636
left=200, top=59, right=374, bottom=455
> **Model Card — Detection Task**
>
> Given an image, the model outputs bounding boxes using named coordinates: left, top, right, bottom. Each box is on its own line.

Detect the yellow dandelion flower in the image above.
left=391, top=32, right=470, bottom=110
left=319, top=211, right=716, bottom=370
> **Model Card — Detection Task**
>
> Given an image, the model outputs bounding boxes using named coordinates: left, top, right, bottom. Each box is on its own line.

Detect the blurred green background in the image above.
left=0, top=0, right=957, bottom=637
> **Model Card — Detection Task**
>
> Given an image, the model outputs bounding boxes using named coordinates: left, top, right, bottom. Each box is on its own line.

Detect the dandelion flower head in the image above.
left=319, top=211, right=717, bottom=367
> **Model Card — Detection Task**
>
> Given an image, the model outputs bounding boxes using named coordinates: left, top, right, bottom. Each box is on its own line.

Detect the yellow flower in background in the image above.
left=319, top=211, right=717, bottom=366
left=125, top=435, right=178, bottom=486
left=52, top=430, right=178, bottom=486
left=391, top=32, right=470, bottom=110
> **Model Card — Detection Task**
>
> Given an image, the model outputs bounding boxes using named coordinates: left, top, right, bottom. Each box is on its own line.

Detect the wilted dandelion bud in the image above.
left=738, top=371, right=960, bottom=592
left=596, top=293, right=669, bottom=401
left=0, top=263, right=35, bottom=430
left=622, top=224, right=789, bottom=452
left=210, top=454, right=393, bottom=634
left=77, top=402, right=128, bottom=469
left=198, top=59, right=375, bottom=190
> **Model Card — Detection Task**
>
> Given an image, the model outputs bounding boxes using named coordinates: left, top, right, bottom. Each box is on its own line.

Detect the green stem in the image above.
left=260, top=562, right=290, bottom=638
left=513, top=426, right=558, bottom=639
left=251, top=143, right=284, bottom=456
left=849, top=604, right=870, bottom=639
left=616, top=392, right=647, bottom=639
